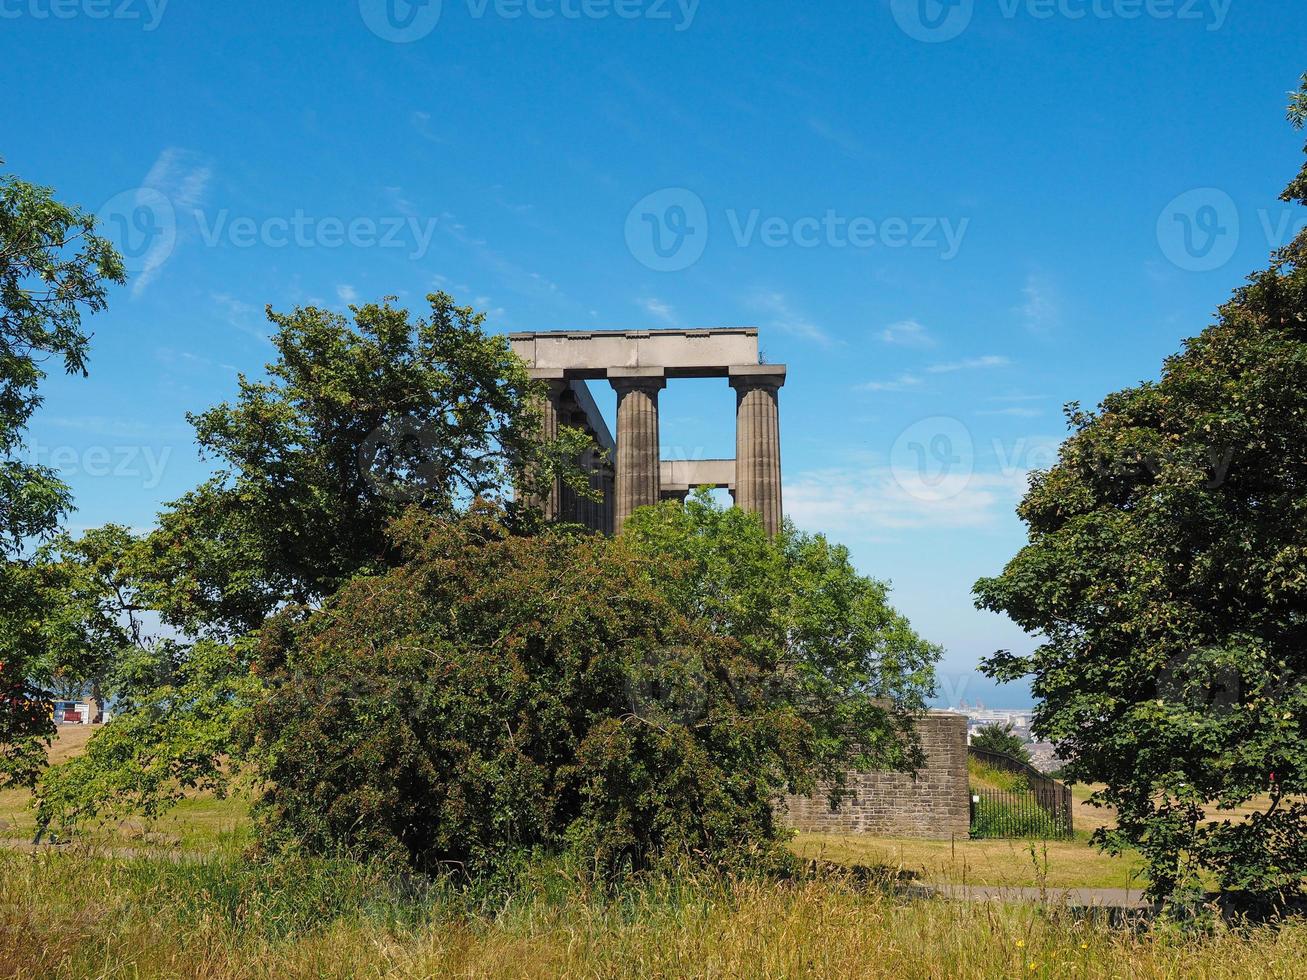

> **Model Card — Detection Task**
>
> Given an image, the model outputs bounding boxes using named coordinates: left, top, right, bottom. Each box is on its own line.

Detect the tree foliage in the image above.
left=140, top=293, right=589, bottom=640
left=623, top=493, right=940, bottom=785
left=0, top=163, right=123, bottom=787
left=975, top=78, right=1307, bottom=907
left=970, top=722, right=1032, bottom=764
left=250, top=507, right=779, bottom=875
left=246, top=500, right=938, bottom=878
left=34, top=294, right=593, bottom=822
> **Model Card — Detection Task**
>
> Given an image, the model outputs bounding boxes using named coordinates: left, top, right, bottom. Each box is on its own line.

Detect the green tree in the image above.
left=970, top=722, right=1031, bottom=764
left=0, top=163, right=123, bottom=786
left=248, top=501, right=935, bottom=878
left=141, top=293, right=590, bottom=640
left=36, top=294, right=593, bottom=828
left=623, top=492, right=941, bottom=792
left=974, top=76, right=1307, bottom=908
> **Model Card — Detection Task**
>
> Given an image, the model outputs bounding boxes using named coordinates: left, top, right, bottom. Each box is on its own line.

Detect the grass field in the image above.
left=3, top=728, right=1302, bottom=978
left=790, top=834, right=1146, bottom=891
left=1, top=851, right=1301, bottom=979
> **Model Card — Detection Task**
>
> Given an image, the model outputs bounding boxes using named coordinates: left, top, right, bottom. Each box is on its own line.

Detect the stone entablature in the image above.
left=512, top=329, right=785, bottom=535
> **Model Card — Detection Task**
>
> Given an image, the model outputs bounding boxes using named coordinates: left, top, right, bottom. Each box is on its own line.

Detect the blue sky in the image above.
left=2, top=0, right=1304, bottom=708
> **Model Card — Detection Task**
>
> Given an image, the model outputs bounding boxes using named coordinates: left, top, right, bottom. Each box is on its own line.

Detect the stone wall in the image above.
left=780, top=711, right=970, bottom=839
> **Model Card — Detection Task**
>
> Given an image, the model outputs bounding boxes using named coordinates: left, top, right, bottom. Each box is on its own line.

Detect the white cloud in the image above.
left=881, top=319, right=936, bottom=348
left=43, top=416, right=189, bottom=439
left=132, top=147, right=212, bottom=296
left=857, top=373, right=922, bottom=392
left=786, top=464, right=1029, bottom=535
left=211, top=293, right=270, bottom=344
left=638, top=296, right=679, bottom=326
left=1019, top=272, right=1060, bottom=333
left=337, top=284, right=360, bottom=305
left=747, top=290, right=834, bottom=347
left=473, top=295, right=507, bottom=321
left=143, top=147, right=210, bottom=211
left=384, top=186, right=418, bottom=218
left=410, top=110, right=449, bottom=146
left=987, top=393, right=1045, bottom=403
left=927, top=355, right=1010, bottom=374
left=806, top=117, right=869, bottom=159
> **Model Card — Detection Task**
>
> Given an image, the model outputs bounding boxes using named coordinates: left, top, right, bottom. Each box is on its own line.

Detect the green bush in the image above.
left=251, top=509, right=786, bottom=877
left=250, top=501, right=939, bottom=880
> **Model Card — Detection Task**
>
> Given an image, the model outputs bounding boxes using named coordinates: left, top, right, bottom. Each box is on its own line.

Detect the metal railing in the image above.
left=968, top=747, right=1074, bottom=839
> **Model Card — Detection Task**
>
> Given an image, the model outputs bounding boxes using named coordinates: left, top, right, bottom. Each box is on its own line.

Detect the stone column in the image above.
left=610, top=369, right=666, bottom=531
left=600, top=461, right=616, bottom=535
left=730, top=366, right=786, bottom=536
left=528, top=377, right=568, bottom=520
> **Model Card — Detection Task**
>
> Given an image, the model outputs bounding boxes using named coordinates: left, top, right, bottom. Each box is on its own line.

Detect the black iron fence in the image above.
left=968, top=747, right=1075, bottom=840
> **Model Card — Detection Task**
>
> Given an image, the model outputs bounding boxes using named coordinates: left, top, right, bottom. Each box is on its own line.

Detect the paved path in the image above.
left=907, top=882, right=1151, bottom=910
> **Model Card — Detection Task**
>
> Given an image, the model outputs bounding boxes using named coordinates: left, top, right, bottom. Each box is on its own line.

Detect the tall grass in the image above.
left=1, top=851, right=1303, bottom=978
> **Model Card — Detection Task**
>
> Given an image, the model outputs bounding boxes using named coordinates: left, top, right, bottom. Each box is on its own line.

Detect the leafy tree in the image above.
left=970, top=722, right=1032, bottom=764
left=622, top=492, right=940, bottom=789
left=35, top=294, right=593, bottom=827
left=0, top=162, right=123, bottom=786
left=141, top=293, right=590, bottom=640
left=975, top=76, right=1307, bottom=908
left=245, top=501, right=937, bottom=878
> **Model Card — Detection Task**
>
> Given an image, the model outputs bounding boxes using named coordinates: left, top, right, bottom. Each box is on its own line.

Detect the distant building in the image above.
left=52, top=701, right=95, bottom=724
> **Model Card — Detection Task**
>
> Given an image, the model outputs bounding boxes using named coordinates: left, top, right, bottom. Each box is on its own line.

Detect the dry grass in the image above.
left=0, top=852, right=1301, bottom=979
left=790, top=834, right=1146, bottom=891
left=2, top=730, right=1304, bottom=977
left=0, top=727, right=94, bottom=839
left=0, top=728, right=251, bottom=850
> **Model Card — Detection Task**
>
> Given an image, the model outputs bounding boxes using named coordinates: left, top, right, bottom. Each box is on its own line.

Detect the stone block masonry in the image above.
left=780, top=711, right=970, bottom=839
